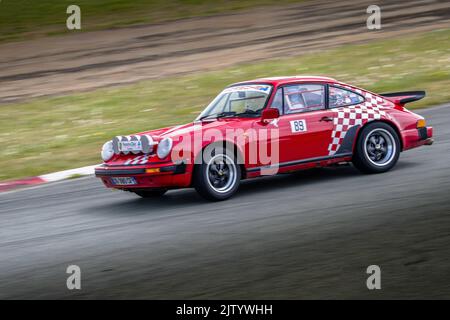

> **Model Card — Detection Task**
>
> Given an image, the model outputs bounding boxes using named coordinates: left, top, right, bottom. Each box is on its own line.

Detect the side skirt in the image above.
left=246, top=153, right=353, bottom=175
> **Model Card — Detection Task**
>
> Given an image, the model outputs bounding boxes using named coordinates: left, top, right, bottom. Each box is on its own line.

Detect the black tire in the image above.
left=134, top=189, right=167, bottom=198
left=193, top=145, right=241, bottom=201
left=352, top=122, right=400, bottom=174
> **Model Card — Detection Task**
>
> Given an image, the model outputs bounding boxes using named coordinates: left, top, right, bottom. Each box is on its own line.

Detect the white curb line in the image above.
left=38, top=164, right=99, bottom=182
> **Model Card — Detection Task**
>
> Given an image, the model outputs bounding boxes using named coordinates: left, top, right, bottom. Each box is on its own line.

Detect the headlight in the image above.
left=157, top=137, right=173, bottom=159
left=101, top=140, right=114, bottom=161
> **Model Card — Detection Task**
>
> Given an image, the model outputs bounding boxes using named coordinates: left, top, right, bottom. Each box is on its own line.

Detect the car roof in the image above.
left=231, top=75, right=340, bottom=86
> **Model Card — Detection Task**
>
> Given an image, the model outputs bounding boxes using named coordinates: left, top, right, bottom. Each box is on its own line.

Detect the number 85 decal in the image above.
left=290, top=119, right=307, bottom=133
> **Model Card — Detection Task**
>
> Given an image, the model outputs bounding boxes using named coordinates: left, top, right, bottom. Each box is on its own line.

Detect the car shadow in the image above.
left=238, top=166, right=358, bottom=195
left=85, top=161, right=421, bottom=216
left=237, top=159, right=421, bottom=196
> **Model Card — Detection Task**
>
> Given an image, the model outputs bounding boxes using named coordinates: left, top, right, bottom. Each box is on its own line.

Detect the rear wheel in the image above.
left=193, top=146, right=241, bottom=201
left=352, top=122, right=400, bottom=173
left=133, top=189, right=167, bottom=198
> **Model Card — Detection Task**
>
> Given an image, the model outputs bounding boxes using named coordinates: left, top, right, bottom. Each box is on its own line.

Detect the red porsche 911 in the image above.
left=95, top=76, right=433, bottom=201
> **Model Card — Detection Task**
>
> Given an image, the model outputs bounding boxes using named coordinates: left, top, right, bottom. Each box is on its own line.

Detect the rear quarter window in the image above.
left=329, top=86, right=365, bottom=108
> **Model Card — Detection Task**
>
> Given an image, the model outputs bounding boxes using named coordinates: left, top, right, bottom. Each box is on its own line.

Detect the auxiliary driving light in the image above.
left=141, top=134, right=155, bottom=154
left=112, top=136, right=122, bottom=154
left=101, top=140, right=114, bottom=161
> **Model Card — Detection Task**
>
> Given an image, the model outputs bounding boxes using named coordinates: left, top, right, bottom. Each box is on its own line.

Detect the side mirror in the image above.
left=261, top=108, right=280, bottom=123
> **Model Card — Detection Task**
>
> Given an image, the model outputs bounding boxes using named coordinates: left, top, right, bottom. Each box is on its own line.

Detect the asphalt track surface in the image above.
left=1, top=0, right=449, bottom=102
left=0, top=104, right=449, bottom=299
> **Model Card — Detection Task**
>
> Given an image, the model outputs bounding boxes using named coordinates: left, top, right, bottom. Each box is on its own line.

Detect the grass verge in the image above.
left=0, top=0, right=300, bottom=42
left=1, top=29, right=449, bottom=180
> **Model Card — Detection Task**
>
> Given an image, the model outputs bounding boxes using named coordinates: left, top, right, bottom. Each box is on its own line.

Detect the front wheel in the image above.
left=352, top=122, right=400, bottom=173
left=193, top=147, right=241, bottom=201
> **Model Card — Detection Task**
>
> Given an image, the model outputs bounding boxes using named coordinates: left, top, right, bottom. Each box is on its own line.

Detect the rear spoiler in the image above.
left=380, top=91, right=426, bottom=105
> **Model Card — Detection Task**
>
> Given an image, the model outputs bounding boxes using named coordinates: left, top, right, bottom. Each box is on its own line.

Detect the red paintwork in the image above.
left=95, top=76, right=433, bottom=190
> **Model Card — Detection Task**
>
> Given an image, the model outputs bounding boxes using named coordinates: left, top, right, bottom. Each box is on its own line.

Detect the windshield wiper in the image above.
left=198, top=109, right=261, bottom=121
left=235, top=109, right=260, bottom=116
left=198, top=111, right=236, bottom=121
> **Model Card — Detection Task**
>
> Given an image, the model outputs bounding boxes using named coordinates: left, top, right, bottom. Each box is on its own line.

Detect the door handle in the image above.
left=320, top=116, right=333, bottom=122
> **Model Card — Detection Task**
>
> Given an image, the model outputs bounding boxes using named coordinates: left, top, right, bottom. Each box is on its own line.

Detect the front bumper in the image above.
left=403, top=126, right=433, bottom=150
left=95, top=162, right=191, bottom=189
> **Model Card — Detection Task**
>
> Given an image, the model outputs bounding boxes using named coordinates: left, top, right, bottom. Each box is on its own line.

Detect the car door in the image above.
left=276, top=83, right=334, bottom=164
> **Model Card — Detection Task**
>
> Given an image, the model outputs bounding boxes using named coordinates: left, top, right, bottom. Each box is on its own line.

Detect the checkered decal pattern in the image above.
left=124, top=155, right=150, bottom=165
left=327, top=85, right=389, bottom=155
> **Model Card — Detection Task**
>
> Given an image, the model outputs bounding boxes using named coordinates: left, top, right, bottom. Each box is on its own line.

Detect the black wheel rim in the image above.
left=364, top=128, right=395, bottom=166
left=206, top=154, right=237, bottom=193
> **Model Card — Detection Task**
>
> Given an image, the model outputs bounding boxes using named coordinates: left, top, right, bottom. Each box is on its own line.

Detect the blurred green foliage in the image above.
left=0, top=0, right=300, bottom=42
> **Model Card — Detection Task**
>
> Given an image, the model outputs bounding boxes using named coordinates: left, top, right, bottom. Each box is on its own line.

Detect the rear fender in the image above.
left=352, top=119, right=404, bottom=153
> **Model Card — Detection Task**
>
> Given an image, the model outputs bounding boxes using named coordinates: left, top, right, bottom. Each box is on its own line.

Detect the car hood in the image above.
left=135, top=119, right=242, bottom=140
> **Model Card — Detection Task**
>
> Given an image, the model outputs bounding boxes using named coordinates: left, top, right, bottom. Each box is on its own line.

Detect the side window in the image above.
left=329, top=86, right=364, bottom=108
left=283, top=84, right=325, bottom=114
left=270, top=88, right=283, bottom=114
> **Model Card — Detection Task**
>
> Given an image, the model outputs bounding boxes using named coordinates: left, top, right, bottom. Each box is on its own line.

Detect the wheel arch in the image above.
left=353, top=119, right=403, bottom=153
left=192, top=140, right=247, bottom=184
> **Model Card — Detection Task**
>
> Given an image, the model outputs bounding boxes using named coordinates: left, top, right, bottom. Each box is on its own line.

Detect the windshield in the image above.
left=196, top=84, right=272, bottom=120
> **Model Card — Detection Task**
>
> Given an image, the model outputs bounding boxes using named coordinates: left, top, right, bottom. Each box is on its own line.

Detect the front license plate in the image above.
left=110, top=177, right=137, bottom=185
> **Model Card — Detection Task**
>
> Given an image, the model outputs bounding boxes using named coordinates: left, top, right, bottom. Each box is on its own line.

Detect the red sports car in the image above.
left=95, top=76, right=433, bottom=201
